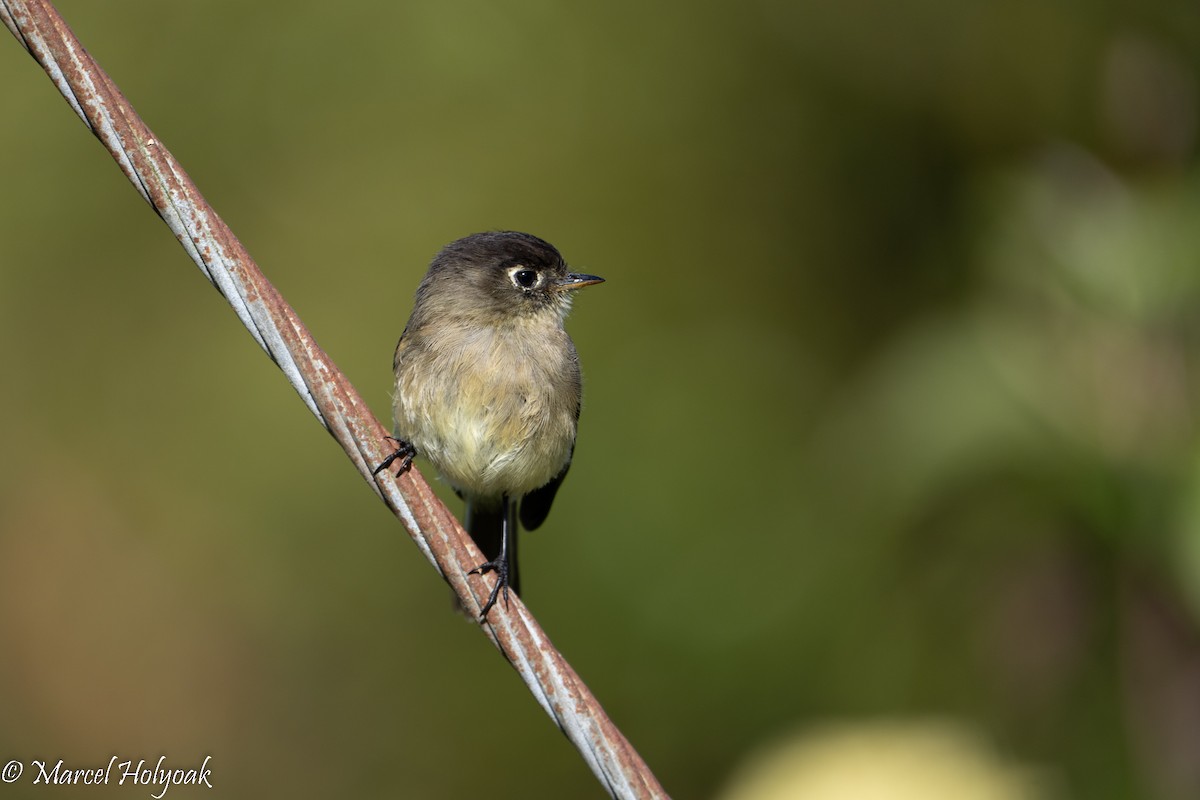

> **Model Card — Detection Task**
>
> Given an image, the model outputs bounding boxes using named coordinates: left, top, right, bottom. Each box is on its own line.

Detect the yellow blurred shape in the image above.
left=718, top=719, right=1056, bottom=800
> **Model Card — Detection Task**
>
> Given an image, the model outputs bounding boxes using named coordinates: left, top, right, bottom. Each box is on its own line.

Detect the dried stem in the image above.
left=0, top=2, right=667, bottom=797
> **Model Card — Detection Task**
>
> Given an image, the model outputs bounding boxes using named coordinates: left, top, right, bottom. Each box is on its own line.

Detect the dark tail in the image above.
left=464, top=498, right=520, bottom=597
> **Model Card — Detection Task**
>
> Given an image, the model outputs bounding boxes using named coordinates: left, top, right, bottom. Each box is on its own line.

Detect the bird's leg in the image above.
left=469, top=495, right=514, bottom=618
left=372, top=436, right=416, bottom=477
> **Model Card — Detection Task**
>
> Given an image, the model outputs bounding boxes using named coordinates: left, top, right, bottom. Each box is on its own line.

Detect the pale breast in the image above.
left=393, top=318, right=580, bottom=499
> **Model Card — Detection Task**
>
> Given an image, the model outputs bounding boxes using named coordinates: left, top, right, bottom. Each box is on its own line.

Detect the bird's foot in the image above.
left=372, top=437, right=416, bottom=477
left=468, top=557, right=511, bottom=619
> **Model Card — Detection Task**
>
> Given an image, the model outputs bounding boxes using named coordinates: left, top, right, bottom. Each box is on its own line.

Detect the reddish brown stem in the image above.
left=0, top=2, right=668, bottom=797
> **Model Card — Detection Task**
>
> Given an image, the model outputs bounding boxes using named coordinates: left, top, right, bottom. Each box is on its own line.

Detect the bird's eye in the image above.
left=513, top=269, right=538, bottom=288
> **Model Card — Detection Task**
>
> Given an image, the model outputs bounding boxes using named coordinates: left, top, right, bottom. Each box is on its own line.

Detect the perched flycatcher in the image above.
left=376, top=232, right=603, bottom=617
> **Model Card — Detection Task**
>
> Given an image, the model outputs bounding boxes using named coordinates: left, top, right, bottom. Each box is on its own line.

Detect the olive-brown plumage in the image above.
left=387, top=232, right=602, bottom=616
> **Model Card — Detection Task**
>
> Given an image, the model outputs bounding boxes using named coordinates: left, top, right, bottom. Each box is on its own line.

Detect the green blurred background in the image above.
left=2, top=1, right=1199, bottom=798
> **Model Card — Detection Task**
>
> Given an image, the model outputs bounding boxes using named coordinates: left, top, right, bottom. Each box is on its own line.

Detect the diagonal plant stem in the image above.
left=0, top=2, right=668, bottom=797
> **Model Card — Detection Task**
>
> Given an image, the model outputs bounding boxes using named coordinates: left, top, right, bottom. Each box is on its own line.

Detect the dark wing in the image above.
left=392, top=322, right=411, bottom=372
left=519, top=455, right=571, bottom=531
left=519, top=397, right=581, bottom=531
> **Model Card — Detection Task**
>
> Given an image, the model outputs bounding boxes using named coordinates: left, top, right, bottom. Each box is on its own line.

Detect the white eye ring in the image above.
left=508, top=266, right=540, bottom=290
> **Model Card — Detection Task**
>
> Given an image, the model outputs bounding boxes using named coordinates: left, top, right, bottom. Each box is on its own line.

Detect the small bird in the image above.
left=376, top=232, right=603, bottom=618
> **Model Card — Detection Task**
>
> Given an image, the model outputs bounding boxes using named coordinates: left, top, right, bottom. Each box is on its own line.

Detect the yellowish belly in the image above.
left=393, top=324, right=579, bottom=500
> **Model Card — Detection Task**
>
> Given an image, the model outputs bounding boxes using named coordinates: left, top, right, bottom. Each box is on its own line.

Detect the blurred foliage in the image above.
left=2, top=1, right=1199, bottom=798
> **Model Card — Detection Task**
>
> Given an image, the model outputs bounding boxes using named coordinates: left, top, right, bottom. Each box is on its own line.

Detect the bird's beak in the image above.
left=557, top=273, right=605, bottom=290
